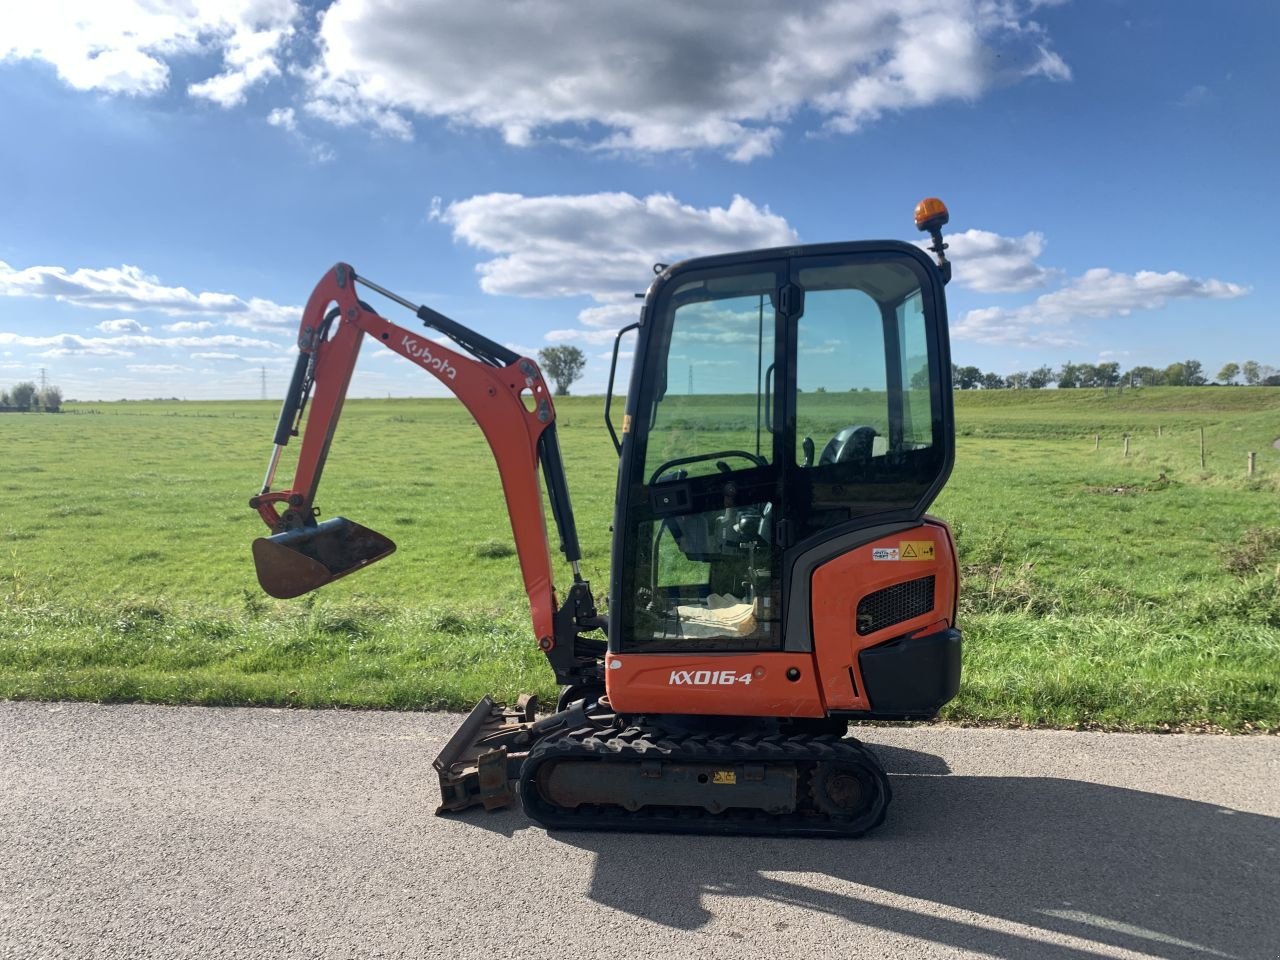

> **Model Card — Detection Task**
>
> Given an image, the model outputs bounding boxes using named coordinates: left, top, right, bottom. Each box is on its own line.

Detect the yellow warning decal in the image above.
left=622, top=414, right=632, bottom=434
left=712, top=770, right=737, bottom=785
left=899, top=541, right=936, bottom=561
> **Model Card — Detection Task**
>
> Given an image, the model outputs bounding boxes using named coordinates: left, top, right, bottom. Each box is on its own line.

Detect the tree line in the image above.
left=1, top=381, right=63, bottom=412
left=948, top=359, right=1280, bottom=390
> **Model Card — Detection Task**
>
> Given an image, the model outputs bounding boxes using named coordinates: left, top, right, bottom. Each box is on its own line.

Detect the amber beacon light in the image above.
left=914, top=197, right=952, bottom=284
left=914, top=197, right=949, bottom=232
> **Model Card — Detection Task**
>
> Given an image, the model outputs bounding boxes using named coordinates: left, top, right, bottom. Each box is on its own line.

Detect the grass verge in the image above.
left=2, top=585, right=1276, bottom=731
left=0, top=597, right=556, bottom=710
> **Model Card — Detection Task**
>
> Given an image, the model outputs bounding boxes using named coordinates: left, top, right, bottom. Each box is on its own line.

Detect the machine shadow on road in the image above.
left=456, top=746, right=1278, bottom=960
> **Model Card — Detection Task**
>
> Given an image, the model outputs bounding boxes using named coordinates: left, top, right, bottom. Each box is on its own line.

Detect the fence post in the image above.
left=1123, top=435, right=1130, bottom=458
left=1200, top=427, right=1206, bottom=469
left=1094, top=434, right=1100, bottom=451
left=1248, top=451, right=1256, bottom=477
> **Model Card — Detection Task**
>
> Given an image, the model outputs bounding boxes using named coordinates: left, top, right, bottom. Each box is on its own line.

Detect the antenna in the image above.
left=260, top=366, right=267, bottom=401
left=40, top=368, right=48, bottom=392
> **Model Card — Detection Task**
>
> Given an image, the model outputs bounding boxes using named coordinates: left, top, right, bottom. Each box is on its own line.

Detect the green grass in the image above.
left=1, top=387, right=1278, bottom=729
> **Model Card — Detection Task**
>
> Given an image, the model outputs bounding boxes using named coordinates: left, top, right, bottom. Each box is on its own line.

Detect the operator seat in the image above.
left=818, top=425, right=878, bottom=465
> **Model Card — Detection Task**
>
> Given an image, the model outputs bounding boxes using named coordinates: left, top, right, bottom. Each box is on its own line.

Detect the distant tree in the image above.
left=1183, top=359, right=1207, bottom=386
left=911, top=366, right=932, bottom=391
left=1057, top=362, right=1082, bottom=388
left=1027, top=366, right=1056, bottom=389
left=1216, top=362, right=1240, bottom=385
left=1095, top=362, right=1122, bottom=388
left=0, top=390, right=8, bottom=406
left=1006, top=371, right=1029, bottom=390
left=1163, top=362, right=1189, bottom=386
left=1076, top=363, right=1101, bottom=387
left=955, top=365, right=982, bottom=390
left=38, top=386, right=63, bottom=412
left=980, top=372, right=1005, bottom=390
left=1242, top=360, right=1262, bottom=386
left=537, top=345, right=587, bottom=396
left=1126, top=365, right=1164, bottom=387
left=9, top=381, right=36, bottom=410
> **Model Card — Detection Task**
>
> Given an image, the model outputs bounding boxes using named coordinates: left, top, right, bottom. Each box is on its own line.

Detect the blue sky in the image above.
left=0, top=0, right=1275, bottom=400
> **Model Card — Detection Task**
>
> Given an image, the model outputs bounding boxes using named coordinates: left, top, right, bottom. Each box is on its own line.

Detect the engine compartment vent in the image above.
left=856, top=576, right=935, bottom=636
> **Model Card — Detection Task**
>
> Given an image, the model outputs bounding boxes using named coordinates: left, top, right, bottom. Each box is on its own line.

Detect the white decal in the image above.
left=402, top=335, right=458, bottom=380
left=872, top=547, right=900, bottom=561
left=608, top=659, right=622, bottom=670
left=668, top=670, right=754, bottom=686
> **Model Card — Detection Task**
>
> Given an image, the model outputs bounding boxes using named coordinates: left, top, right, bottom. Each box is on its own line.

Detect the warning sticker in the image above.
left=899, top=541, right=936, bottom=561
left=871, top=547, right=900, bottom=561
left=713, top=770, right=737, bottom=785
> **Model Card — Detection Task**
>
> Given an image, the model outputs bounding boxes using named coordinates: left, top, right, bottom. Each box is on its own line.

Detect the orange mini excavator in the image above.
left=249, top=199, right=961, bottom=837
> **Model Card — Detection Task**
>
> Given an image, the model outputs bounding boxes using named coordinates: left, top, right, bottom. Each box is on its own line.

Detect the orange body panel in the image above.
left=605, top=653, right=826, bottom=717
left=810, top=520, right=956, bottom=711
left=606, top=520, right=956, bottom=718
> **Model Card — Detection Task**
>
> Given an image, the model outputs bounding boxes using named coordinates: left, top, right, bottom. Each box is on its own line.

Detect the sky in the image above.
left=0, top=0, right=1276, bottom=401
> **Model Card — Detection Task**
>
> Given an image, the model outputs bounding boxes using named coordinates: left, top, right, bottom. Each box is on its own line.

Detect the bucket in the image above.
left=252, top=517, right=396, bottom=599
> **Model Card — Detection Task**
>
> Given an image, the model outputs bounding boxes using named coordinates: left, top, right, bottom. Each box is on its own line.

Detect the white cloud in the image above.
left=8, top=1, right=1067, bottom=160
left=0, top=331, right=276, bottom=359
left=126, top=364, right=192, bottom=373
left=435, top=191, right=796, bottom=347
left=163, top=320, right=216, bottom=332
left=955, top=268, right=1250, bottom=345
left=439, top=192, right=796, bottom=299
left=1, top=0, right=298, bottom=103
left=931, top=229, right=1057, bottom=293
left=265, top=106, right=339, bottom=163
left=578, top=303, right=643, bottom=330
left=305, top=0, right=1068, bottom=160
left=266, top=106, right=297, bottom=131
left=0, top=260, right=300, bottom=330
left=307, top=142, right=337, bottom=164
left=95, top=318, right=149, bottom=333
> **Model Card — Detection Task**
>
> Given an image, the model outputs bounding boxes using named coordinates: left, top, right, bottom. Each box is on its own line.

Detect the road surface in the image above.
left=1, top=702, right=1276, bottom=960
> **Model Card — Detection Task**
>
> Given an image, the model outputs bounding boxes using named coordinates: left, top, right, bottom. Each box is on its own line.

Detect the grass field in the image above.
left=2, top=387, right=1278, bottom=730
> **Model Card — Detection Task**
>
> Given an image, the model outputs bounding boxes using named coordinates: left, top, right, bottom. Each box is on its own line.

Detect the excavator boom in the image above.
left=249, top=264, right=587, bottom=656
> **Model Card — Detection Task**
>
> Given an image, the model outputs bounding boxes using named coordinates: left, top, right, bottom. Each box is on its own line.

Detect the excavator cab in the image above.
left=604, top=241, right=958, bottom=720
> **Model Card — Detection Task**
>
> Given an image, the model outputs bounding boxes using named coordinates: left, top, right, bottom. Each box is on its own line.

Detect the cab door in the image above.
left=613, top=258, right=787, bottom=654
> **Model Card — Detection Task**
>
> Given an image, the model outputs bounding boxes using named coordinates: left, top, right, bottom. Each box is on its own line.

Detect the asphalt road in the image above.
left=1, top=702, right=1276, bottom=960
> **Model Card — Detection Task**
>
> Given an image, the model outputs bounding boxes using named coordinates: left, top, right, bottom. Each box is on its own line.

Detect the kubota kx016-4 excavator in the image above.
left=249, top=199, right=961, bottom=837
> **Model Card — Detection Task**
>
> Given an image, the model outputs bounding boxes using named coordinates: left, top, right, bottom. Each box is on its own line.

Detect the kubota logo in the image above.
left=669, top=670, right=753, bottom=686
left=402, top=335, right=457, bottom=380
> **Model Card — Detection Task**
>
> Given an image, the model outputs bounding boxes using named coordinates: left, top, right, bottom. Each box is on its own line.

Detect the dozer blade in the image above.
left=433, top=694, right=540, bottom=814
left=252, top=517, right=396, bottom=599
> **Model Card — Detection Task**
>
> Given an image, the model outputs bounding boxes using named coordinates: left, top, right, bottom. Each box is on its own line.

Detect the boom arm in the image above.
left=250, top=263, right=585, bottom=654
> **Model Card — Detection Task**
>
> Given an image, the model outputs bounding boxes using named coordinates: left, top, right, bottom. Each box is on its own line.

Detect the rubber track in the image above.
left=518, top=725, right=891, bottom=838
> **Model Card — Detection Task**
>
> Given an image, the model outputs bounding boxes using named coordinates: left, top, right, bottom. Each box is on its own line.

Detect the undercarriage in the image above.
left=434, top=697, right=891, bottom=837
